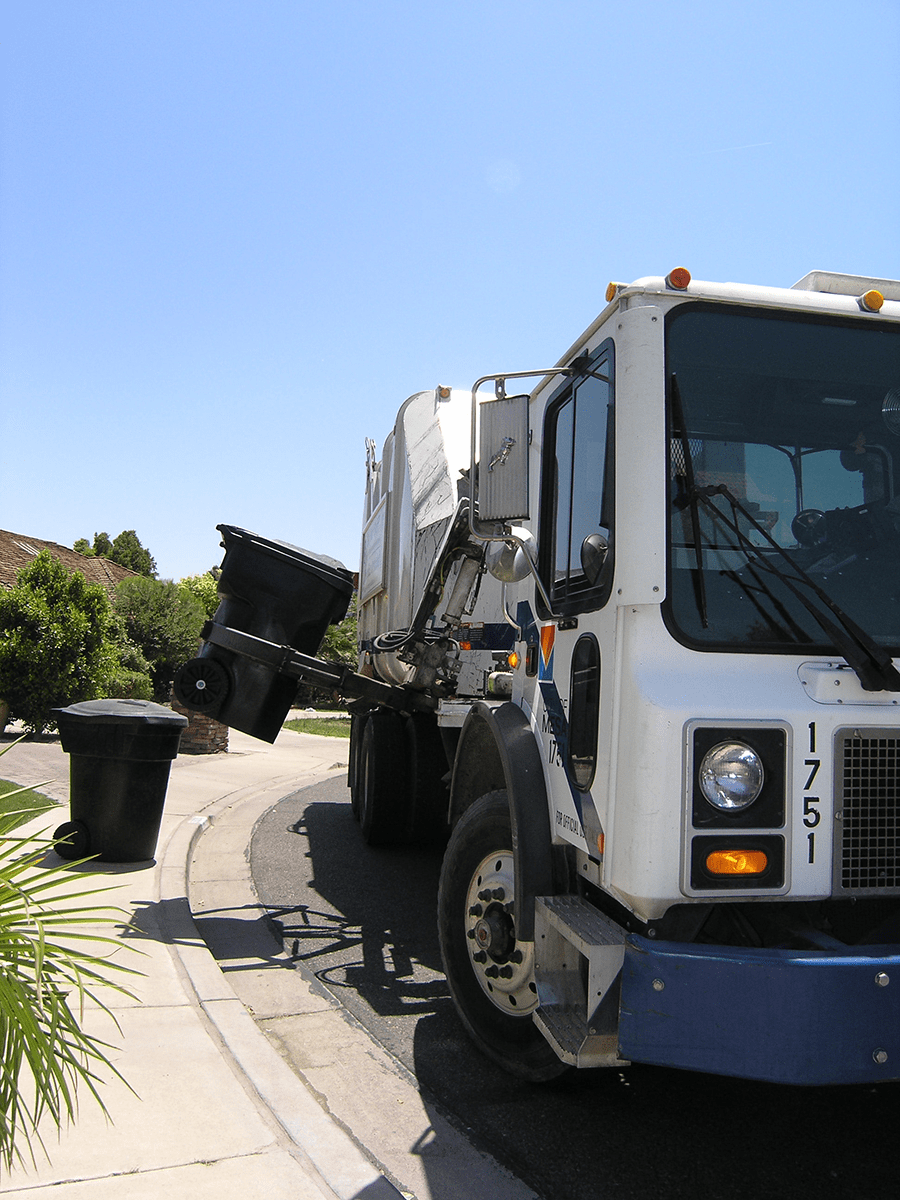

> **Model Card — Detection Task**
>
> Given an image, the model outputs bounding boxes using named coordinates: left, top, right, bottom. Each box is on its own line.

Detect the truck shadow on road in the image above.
left=260, top=798, right=449, bottom=1019
left=251, top=778, right=900, bottom=1200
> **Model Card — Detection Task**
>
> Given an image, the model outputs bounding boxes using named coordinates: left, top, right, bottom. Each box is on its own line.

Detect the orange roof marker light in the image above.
left=666, top=267, right=692, bottom=291
left=706, top=848, right=768, bottom=876
left=606, top=281, right=624, bottom=303
left=859, top=289, right=885, bottom=313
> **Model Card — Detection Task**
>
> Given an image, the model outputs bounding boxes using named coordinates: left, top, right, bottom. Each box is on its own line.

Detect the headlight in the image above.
left=699, top=741, right=764, bottom=811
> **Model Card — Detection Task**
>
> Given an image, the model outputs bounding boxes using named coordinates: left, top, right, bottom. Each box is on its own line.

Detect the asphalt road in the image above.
left=250, top=775, right=899, bottom=1200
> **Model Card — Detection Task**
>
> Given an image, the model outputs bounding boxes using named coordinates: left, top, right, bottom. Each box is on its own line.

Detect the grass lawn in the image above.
left=0, top=779, right=60, bottom=830
left=283, top=717, right=351, bottom=739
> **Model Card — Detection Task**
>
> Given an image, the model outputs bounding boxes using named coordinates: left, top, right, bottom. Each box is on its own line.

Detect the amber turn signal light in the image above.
left=705, top=848, right=768, bottom=876
left=666, top=267, right=692, bottom=291
left=859, top=289, right=885, bottom=313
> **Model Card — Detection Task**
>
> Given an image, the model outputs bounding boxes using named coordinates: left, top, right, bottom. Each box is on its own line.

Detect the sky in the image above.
left=2, top=0, right=899, bottom=581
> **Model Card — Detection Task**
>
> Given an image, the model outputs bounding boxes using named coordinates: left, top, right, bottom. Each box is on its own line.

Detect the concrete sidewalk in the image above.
left=0, top=723, right=399, bottom=1199
left=0, top=723, right=536, bottom=1200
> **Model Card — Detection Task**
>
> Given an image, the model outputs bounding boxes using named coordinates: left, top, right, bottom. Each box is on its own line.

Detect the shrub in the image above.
left=319, top=593, right=358, bottom=668
left=0, top=552, right=117, bottom=734
left=176, top=573, right=220, bottom=621
left=101, top=670, right=155, bottom=701
left=100, top=613, right=155, bottom=700
left=113, top=577, right=205, bottom=701
left=293, top=594, right=358, bottom=709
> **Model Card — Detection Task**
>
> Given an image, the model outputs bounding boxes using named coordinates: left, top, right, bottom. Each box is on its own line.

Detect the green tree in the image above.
left=109, top=530, right=156, bottom=577
left=177, top=573, right=220, bottom=621
left=319, top=593, right=358, bottom=667
left=113, top=577, right=204, bottom=700
left=92, top=532, right=113, bottom=558
left=73, top=531, right=157, bottom=577
left=0, top=552, right=117, bottom=734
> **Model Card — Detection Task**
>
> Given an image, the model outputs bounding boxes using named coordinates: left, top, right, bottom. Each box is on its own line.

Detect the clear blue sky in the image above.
left=2, top=0, right=898, bottom=580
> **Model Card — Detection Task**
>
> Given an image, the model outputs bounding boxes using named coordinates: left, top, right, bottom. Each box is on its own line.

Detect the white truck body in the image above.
left=182, top=267, right=900, bottom=1085
left=351, top=268, right=900, bottom=1084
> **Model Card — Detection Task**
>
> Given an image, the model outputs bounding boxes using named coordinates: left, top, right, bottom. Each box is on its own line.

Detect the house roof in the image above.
left=0, top=529, right=138, bottom=596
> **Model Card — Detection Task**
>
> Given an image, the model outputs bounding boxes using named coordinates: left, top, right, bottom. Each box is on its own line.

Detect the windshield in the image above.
left=665, top=305, right=900, bottom=653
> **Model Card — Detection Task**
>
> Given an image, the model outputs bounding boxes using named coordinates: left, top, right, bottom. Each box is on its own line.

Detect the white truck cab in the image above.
left=180, top=267, right=900, bottom=1085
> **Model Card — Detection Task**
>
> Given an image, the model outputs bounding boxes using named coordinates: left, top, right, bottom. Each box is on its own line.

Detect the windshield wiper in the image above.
left=670, top=374, right=709, bottom=627
left=692, top=483, right=900, bottom=693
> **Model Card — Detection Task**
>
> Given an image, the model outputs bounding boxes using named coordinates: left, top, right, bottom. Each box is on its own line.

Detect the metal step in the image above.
left=532, top=895, right=627, bottom=1068
left=538, top=894, right=626, bottom=951
left=533, top=1005, right=623, bottom=1068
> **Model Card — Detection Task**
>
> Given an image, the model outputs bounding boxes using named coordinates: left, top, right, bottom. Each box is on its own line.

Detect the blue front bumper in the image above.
left=618, top=936, right=900, bottom=1085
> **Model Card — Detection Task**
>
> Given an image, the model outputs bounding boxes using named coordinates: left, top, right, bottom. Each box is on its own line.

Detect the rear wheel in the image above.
left=405, top=713, right=449, bottom=846
left=349, top=713, right=364, bottom=821
left=357, top=710, right=410, bottom=845
left=438, top=790, right=566, bottom=1081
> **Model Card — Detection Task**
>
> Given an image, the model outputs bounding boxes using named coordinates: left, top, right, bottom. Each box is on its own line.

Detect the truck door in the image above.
left=532, top=341, right=616, bottom=861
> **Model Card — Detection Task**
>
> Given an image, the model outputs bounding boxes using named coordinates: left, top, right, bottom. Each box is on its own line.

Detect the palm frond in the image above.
left=0, top=782, right=141, bottom=1172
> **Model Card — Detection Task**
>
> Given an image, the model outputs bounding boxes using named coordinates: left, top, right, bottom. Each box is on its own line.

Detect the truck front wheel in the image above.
left=438, top=790, right=566, bottom=1081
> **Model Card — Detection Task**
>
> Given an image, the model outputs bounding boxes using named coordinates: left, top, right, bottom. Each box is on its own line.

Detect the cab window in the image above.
left=539, top=343, right=615, bottom=616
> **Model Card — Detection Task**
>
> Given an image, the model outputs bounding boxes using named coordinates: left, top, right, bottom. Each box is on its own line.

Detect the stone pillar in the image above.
left=170, top=696, right=229, bottom=754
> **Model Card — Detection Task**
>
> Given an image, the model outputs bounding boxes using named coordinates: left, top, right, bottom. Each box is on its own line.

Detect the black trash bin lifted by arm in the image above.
left=174, top=525, right=433, bottom=743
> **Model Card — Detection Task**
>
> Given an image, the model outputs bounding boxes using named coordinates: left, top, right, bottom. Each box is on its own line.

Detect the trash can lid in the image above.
left=216, top=525, right=354, bottom=587
left=52, top=699, right=189, bottom=727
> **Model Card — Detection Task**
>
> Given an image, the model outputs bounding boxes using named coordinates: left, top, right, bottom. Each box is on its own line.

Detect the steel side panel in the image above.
left=619, top=936, right=900, bottom=1085
left=612, top=304, right=666, bottom=604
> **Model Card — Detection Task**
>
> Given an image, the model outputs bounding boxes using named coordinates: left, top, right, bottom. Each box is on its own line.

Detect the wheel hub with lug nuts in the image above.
left=464, top=849, right=537, bottom=1014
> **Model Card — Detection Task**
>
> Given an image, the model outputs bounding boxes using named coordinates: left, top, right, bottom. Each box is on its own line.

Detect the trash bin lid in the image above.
left=216, top=524, right=354, bottom=588
left=53, top=699, right=188, bottom=727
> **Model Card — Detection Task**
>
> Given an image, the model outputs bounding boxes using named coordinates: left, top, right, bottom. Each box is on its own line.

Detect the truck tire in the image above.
left=405, top=713, right=449, bottom=846
left=438, top=790, right=567, bottom=1081
left=357, top=710, right=410, bottom=845
left=349, top=713, right=363, bottom=821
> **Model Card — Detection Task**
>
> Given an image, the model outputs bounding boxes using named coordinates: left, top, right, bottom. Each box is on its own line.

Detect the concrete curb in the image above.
left=0, top=727, right=537, bottom=1198
left=159, top=781, right=405, bottom=1200
left=181, top=767, right=540, bottom=1200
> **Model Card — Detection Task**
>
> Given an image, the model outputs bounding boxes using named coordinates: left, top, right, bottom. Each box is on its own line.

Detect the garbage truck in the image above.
left=176, top=266, right=900, bottom=1085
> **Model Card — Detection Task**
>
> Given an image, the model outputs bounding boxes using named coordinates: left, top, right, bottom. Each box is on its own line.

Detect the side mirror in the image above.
left=580, top=533, right=610, bottom=586
left=486, top=530, right=536, bottom=583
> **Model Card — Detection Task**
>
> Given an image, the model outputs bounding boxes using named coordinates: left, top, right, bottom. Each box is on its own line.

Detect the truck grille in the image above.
left=835, top=729, right=900, bottom=893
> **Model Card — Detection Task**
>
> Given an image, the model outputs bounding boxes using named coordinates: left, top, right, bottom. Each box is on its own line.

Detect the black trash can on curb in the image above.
left=174, top=525, right=355, bottom=743
left=52, top=699, right=187, bottom=863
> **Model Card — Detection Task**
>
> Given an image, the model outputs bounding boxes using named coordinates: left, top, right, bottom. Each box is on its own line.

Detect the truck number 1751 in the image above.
left=804, top=722, right=820, bottom=864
